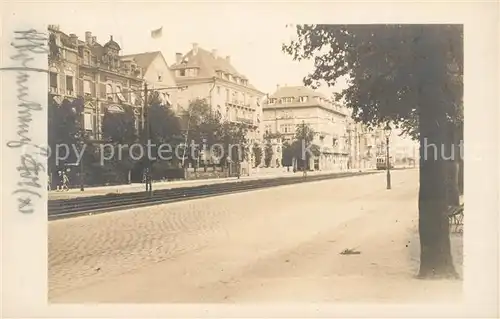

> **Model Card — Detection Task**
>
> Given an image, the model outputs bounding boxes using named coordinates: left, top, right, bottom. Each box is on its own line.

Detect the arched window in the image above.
left=49, top=66, right=59, bottom=92
left=106, top=84, right=114, bottom=101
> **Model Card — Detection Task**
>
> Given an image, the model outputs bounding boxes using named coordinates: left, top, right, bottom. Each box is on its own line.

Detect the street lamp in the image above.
left=384, top=123, right=392, bottom=190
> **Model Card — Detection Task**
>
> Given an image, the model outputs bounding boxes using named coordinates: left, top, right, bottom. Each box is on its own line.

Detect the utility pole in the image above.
left=143, top=82, right=152, bottom=195
left=302, top=120, right=307, bottom=179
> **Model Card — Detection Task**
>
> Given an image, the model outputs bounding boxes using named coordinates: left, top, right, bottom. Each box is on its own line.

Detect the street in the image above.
left=49, top=169, right=462, bottom=303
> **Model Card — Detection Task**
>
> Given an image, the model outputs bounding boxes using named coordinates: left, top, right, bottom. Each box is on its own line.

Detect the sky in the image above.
left=27, top=1, right=415, bottom=149
left=40, top=2, right=336, bottom=96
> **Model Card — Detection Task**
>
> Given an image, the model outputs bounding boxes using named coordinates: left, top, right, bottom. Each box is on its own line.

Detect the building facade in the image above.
left=121, top=51, right=180, bottom=112
left=170, top=43, right=266, bottom=144
left=48, top=26, right=185, bottom=142
left=263, top=85, right=350, bottom=171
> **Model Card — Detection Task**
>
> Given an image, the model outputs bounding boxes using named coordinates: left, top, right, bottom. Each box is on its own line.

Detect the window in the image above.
left=228, top=75, right=233, bottom=82
left=49, top=72, right=58, bottom=89
left=83, top=80, right=91, bottom=95
left=268, top=98, right=276, bottom=105
left=158, top=72, right=163, bottom=82
left=66, top=75, right=74, bottom=94
left=116, top=86, right=126, bottom=102
left=217, top=86, right=221, bottom=95
left=299, top=96, right=308, bottom=103
left=179, top=69, right=186, bottom=76
left=106, top=84, right=113, bottom=101
left=281, top=97, right=294, bottom=104
left=84, top=113, right=93, bottom=131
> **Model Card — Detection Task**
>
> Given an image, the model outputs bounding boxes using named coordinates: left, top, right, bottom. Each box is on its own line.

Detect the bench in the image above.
left=448, top=204, right=464, bottom=233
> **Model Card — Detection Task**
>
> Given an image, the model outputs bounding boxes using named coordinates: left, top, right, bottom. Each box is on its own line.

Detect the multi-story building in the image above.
left=121, top=51, right=180, bottom=112
left=263, top=85, right=350, bottom=171
left=78, top=31, right=145, bottom=139
left=170, top=43, right=265, bottom=144
left=49, top=26, right=177, bottom=140
left=48, top=25, right=81, bottom=114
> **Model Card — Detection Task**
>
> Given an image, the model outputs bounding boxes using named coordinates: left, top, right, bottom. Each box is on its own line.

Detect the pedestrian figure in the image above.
left=62, top=171, right=70, bottom=191
left=145, top=168, right=152, bottom=192
left=56, top=171, right=63, bottom=191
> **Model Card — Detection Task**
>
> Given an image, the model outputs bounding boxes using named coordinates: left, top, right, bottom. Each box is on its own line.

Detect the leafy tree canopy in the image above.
left=282, top=24, right=463, bottom=137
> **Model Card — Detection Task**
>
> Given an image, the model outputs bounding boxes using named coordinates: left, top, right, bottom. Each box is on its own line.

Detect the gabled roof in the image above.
left=171, top=47, right=247, bottom=80
left=265, top=85, right=347, bottom=116
left=269, top=86, right=328, bottom=100
left=121, top=51, right=161, bottom=70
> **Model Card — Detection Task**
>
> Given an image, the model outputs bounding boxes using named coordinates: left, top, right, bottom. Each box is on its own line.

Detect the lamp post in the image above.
left=384, top=123, right=392, bottom=190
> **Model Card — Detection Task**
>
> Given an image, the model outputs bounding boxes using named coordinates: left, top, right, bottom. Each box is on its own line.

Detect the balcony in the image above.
left=49, top=87, right=59, bottom=94
left=236, top=117, right=254, bottom=125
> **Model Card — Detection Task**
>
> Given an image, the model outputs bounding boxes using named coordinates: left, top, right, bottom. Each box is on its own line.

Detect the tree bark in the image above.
left=417, top=49, right=458, bottom=278
left=445, top=123, right=460, bottom=206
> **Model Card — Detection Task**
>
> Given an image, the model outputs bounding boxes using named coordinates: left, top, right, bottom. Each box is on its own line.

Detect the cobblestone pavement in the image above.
left=49, top=169, right=457, bottom=303
left=48, top=169, right=365, bottom=200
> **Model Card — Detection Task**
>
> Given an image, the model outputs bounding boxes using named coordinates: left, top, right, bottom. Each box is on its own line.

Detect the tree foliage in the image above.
left=283, top=24, right=463, bottom=133
left=283, top=24, right=463, bottom=278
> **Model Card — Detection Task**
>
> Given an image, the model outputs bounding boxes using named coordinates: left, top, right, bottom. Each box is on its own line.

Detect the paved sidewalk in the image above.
left=49, top=168, right=376, bottom=200
left=49, top=169, right=461, bottom=303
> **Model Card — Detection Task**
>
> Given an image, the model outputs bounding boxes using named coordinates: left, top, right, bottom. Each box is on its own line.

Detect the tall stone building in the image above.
left=48, top=25, right=153, bottom=140
left=78, top=31, right=145, bottom=139
left=48, top=25, right=81, bottom=113
left=263, top=85, right=350, bottom=171
left=170, top=43, right=266, bottom=144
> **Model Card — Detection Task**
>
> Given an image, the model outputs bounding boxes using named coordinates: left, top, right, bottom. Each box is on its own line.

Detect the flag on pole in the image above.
left=151, top=27, right=163, bottom=39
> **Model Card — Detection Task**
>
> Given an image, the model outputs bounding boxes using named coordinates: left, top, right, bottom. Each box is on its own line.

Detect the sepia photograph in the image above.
left=1, top=1, right=498, bottom=318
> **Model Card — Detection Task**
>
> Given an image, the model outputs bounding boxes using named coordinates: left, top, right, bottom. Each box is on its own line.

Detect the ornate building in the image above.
left=48, top=26, right=145, bottom=141
left=263, top=85, right=350, bottom=171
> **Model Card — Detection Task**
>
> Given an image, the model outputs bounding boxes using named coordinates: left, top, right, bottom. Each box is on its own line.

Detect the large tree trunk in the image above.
left=417, top=58, right=458, bottom=278
left=445, top=123, right=460, bottom=206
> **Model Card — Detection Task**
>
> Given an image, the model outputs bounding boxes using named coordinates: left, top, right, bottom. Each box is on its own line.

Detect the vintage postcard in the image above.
left=1, top=1, right=498, bottom=318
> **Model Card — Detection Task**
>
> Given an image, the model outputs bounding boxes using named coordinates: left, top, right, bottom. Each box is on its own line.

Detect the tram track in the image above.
left=48, top=171, right=381, bottom=220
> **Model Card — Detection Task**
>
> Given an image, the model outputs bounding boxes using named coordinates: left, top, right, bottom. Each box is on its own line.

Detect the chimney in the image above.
left=110, top=35, right=114, bottom=41
left=69, top=33, right=78, bottom=46
left=225, top=55, right=230, bottom=63
left=192, top=42, right=198, bottom=55
left=85, top=31, right=92, bottom=44
left=211, top=49, right=218, bottom=59
left=175, top=53, right=182, bottom=64
left=276, top=84, right=280, bottom=90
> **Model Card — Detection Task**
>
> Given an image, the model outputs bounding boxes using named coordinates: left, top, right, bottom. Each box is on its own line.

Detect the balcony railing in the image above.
left=49, top=87, right=58, bottom=94
left=236, top=117, right=254, bottom=125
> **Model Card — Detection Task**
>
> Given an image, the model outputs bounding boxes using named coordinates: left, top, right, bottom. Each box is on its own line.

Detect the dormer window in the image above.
left=268, top=98, right=276, bottom=105
left=299, top=96, right=308, bottom=103
left=281, top=97, right=294, bottom=104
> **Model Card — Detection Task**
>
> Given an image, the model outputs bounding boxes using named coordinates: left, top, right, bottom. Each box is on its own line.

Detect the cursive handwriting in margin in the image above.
left=1, top=29, right=49, bottom=214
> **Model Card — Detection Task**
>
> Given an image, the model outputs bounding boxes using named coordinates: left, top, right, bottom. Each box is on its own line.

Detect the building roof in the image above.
left=264, top=85, right=347, bottom=116
left=104, top=35, right=121, bottom=50
left=121, top=51, right=161, bottom=70
left=170, top=46, right=263, bottom=93
left=171, top=47, right=245, bottom=77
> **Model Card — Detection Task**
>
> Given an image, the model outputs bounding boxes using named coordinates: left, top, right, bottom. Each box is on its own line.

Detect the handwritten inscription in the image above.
left=1, top=29, right=48, bottom=214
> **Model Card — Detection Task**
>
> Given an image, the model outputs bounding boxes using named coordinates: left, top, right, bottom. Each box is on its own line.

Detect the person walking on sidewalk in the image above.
left=145, top=168, right=152, bottom=192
